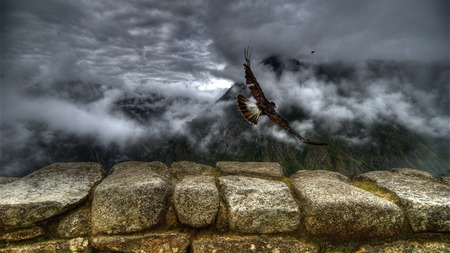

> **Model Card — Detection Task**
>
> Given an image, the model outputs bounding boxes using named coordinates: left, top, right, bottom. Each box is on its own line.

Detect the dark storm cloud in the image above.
left=2, top=0, right=447, bottom=86
left=1, top=0, right=219, bottom=87
left=205, top=0, right=449, bottom=65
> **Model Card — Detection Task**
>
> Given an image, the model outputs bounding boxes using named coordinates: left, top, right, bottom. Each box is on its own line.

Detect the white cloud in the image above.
left=246, top=59, right=449, bottom=141
left=5, top=93, right=144, bottom=146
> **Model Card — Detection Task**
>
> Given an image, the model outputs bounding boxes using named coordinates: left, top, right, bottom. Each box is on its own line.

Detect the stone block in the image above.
left=357, top=170, right=450, bottom=232
left=219, top=176, right=300, bottom=233
left=91, top=161, right=173, bottom=235
left=356, top=240, right=450, bottom=253
left=173, top=176, right=219, bottom=227
left=0, top=237, right=89, bottom=253
left=191, top=235, right=319, bottom=253
left=0, top=227, right=44, bottom=242
left=56, top=207, right=91, bottom=238
left=92, top=231, right=191, bottom=253
left=0, top=163, right=105, bottom=228
left=292, top=170, right=404, bottom=240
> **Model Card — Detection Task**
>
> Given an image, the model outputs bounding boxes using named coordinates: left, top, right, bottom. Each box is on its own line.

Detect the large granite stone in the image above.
left=219, top=176, right=300, bottom=233
left=356, top=240, right=450, bottom=253
left=0, top=237, right=90, bottom=253
left=173, top=176, right=219, bottom=227
left=91, top=161, right=173, bottom=235
left=291, top=170, right=404, bottom=240
left=92, top=231, right=191, bottom=253
left=216, top=161, right=283, bottom=178
left=0, top=163, right=105, bottom=228
left=357, top=170, right=450, bottom=232
left=191, top=235, right=319, bottom=253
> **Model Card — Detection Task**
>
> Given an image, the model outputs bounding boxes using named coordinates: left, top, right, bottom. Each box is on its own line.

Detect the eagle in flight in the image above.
left=236, top=48, right=327, bottom=146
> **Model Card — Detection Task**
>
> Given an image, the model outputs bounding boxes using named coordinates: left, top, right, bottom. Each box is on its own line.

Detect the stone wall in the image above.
left=0, top=161, right=449, bottom=253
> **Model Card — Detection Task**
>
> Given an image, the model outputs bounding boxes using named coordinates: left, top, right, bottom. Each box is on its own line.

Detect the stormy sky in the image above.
left=1, top=0, right=449, bottom=176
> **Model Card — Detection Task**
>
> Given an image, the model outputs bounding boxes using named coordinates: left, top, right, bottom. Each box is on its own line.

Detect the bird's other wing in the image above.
left=244, top=47, right=270, bottom=105
left=266, top=111, right=327, bottom=146
left=236, top=94, right=262, bottom=125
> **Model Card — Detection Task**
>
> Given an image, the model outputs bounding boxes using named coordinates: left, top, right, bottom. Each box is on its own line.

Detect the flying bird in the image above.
left=236, top=47, right=327, bottom=146
left=311, top=50, right=315, bottom=54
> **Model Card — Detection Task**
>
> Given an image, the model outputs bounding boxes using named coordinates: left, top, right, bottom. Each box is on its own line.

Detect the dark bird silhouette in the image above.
left=311, top=50, right=315, bottom=54
left=237, top=47, right=327, bottom=146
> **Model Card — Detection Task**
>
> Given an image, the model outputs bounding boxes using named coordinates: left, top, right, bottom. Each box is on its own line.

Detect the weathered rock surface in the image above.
left=356, top=240, right=450, bottom=253
left=291, top=170, right=404, bottom=240
left=442, top=176, right=450, bottom=186
left=109, top=161, right=172, bottom=179
left=191, top=235, right=319, bottom=253
left=91, top=161, right=173, bottom=235
left=56, top=207, right=91, bottom=238
left=219, top=176, right=300, bottom=233
left=171, top=161, right=217, bottom=179
left=216, top=161, right=283, bottom=178
left=291, top=170, right=351, bottom=183
left=0, top=237, right=90, bottom=253
left=92, top=231, right=192, bottom=253
left=0, top=227, right=44, bottom=241
left=391, top=168, right=437, bottom=180
left=0, top=177, right=18, bottom=185
left=0, top=163, right=105, bottom=228
left=214, top=200, right=229, bottom=232
left=173, top=176, right=219, bottom=227
left=357, top=170, right=450, bottom=232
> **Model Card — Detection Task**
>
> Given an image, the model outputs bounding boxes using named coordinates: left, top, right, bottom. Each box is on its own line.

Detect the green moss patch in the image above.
left=352, top=180, right=399, bottom=205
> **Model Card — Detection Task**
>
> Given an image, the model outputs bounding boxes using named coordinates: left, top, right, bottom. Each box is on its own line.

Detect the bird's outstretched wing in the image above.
left=240, top=47, right=327, bottom=146
left=243, top=47, right=270, bottom=105
left=266, top=112, right=328, bottom=146
left=236, top=94, right=261, bottom=125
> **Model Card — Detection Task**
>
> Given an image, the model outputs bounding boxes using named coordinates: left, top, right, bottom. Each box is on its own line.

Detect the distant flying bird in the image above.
left=311, top=51, right=315, bottom=54
left=236, top=47, right=327, bottom=146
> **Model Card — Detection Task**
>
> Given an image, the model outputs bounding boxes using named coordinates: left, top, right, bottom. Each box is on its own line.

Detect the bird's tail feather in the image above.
left=236, top=94, right=261, bottom=125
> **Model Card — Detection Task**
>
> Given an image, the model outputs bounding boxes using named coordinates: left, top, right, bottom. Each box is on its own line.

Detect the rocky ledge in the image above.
left=0, top=161, right=449, bottom=253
